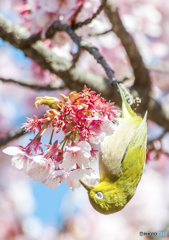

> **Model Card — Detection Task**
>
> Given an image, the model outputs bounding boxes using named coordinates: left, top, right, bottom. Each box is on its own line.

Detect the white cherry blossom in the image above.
left=26, top=156, right=55, bottom=183
left=88, top=114, right=115, bottom=144
left=65, top=168, right=99, bottom=190
left=44, top=170, right=66, bottom=190
left=59, top=141, right=91, bottom=171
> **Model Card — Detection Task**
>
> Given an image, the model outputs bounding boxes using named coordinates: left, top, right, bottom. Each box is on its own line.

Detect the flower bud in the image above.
left=35, top=96, right=63, bottom=109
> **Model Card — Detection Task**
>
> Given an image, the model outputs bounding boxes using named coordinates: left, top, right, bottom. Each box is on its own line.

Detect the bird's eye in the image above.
left=95, top=192, right=103, bottom=200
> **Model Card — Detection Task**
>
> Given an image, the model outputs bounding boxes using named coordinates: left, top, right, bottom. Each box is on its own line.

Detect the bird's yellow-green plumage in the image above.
left=81, top=84, right=147, bottom=215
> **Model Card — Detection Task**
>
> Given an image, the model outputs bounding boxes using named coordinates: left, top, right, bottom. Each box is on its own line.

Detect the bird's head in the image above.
left=80, top=180, right=127, bottom=214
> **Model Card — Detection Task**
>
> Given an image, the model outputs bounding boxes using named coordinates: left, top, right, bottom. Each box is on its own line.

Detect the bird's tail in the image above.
left=118, top=83, right=136, bottom=119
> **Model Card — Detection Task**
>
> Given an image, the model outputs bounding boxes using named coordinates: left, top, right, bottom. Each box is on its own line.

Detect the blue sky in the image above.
left=32, top=181, right=71, bottom=226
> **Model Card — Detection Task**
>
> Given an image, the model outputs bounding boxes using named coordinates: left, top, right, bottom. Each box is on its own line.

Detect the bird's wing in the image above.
left=121, top=111, right=147, bottom=172
left=99, top=84, right=142, bottom=181
left=118, top=111, right=147, bottom=196
left=99, top=117, right=141, bottom=181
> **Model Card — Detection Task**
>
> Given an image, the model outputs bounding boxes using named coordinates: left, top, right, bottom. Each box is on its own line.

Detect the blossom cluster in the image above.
left=3, top=86, right=119, bottom=190
left=15, top=0, right=100, bottom=44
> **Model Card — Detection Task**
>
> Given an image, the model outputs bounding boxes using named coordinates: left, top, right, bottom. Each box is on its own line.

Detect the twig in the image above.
left=0, top=129, right=25, bottom=147
left=45, top=21, right=118, bottom=84
left=0, top=114, right=45, bottom=147
left=0, top=77, right=65, bottom=91
left=88, top=28, right=113, bottom=37
left=72, top=0, right=107, bottom=30
left=19, top=0, right=107, bottom=47
left=69, top=47, right=82, bottom=70
left=71, top=5, right=83, bottom=27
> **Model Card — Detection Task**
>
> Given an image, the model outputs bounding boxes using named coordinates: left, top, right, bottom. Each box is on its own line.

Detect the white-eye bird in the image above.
left=81, top=84, right=147, bottom=214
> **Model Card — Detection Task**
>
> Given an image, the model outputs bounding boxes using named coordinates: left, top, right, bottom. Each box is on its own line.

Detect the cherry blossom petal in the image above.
left=81, top=169, right=100, bottom=186
left=26, top=157, right=54, bottom=182
left=65, top=169, right=86, bottom=190
left=3, top=146, right=24, bottom=156
left=88, top=114, right=115, bottom=144
left=60, top=141, right=91, bottom=171
left=3, top=147, right=30, bottom=171
left=44, top=170, right=66, bottom=190
left=65, top=168, right=99, bottom=190
left=11, top=155, right=29, bottom=171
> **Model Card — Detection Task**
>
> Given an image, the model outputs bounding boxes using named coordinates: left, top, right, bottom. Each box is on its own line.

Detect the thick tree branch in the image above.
left=21, top=19, right=117, bottom=83
left=103, top=1, right=169, bottom=130
left=104, top=0, right=151, bottom=110
left=147, top=98, right=169, bottom=131
left=0, top=14, right=113, bottom=97
left=0, top=77, right=65, bottom=91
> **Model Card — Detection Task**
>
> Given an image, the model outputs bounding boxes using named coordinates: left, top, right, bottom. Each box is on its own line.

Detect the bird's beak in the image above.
left=80, top=180, right=91, bottom=191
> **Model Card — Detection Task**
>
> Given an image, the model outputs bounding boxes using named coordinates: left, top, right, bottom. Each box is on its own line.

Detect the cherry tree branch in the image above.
left=0, top=77, right=65, bottom=91
left=16, top=0, right=107, bottom=47
left=0, top=14, right=169, bottom=137
left=72, top=0, right=107, bottom=30
left=0, top=129, right=25, bottom=147
left=69, top=47, right=82, bottom=70
left=18, top=20, right=118, bottom=83
left=0, top=14, right=112, bottom=96
left=45, top=21, right=118, bottom=83
left=104, top=1, right=169, bottom=129
left=104, top=0, right=151, bottom=110
left=88, top=28, right=113, bottom=37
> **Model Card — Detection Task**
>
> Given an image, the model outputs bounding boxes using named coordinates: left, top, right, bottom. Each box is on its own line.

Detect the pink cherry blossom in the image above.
left=3, top=146, right=29, bottom=171
left=43, top=169, right=66, bottom=190
left=60, top=141, right=91, bottom=171
left=3, top=146, right=53, bottom=183
left=22, top=115, right=42, bottom=134
left=39, top=0, right=60, bottom=13
left=15, top=0, right=88, bottom=38
left=26, top=138, right=43, bottom=154
left=3, top=86, right=119, bottom=190
left=88, top=114, right=116, bottom=144
left=90, top=148, right=100, bottom=160
left=44, top=140, right=63, bottom=162
left=26, top=156, right=54, bottom=182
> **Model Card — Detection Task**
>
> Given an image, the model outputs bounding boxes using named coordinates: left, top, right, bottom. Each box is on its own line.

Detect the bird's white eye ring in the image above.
left=95, top=192, right=103, bottom=200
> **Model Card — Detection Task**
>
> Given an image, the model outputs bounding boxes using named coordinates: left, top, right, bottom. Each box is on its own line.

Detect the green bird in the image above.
left=81, top=84, right=147, bottom=214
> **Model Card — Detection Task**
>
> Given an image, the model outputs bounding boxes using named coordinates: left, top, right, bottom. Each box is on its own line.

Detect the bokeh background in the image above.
left=0, top=0, right=169, bottom=239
